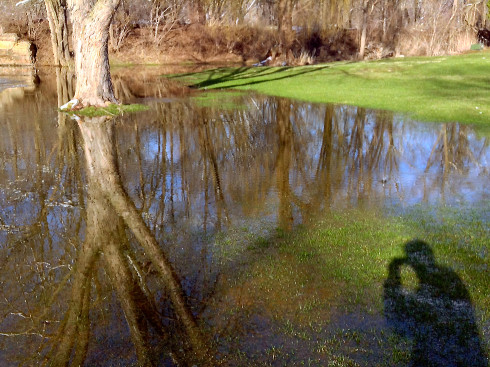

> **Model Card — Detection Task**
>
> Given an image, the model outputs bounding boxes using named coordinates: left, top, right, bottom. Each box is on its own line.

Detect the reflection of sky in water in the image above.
left=117, top=97, right=489, bottom=227
left=0, top=90, right=488, bottom=240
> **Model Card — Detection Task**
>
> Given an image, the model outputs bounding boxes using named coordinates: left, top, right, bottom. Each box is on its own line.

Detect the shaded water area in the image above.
left=0, top=67, right=488, bottom=366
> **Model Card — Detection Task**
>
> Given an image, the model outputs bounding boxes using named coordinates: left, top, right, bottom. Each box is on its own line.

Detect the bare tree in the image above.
left=15, top=0, right=71, bottom=66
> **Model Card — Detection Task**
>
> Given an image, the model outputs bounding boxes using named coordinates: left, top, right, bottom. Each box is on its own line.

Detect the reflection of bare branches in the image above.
left=196, top=119, right=230, bottom=228
left=1, top=79, right=489, bottom=365
left=275, top=98, right=294, bottom=230
left=425, top=125, right=447, bottom=173
left=7, top=113, right=213, bottom=366
left=47, top=238, right=98, bottom=366
left=53, top=69, right=85, bottom=234
left=134, top=124, right=148, bottom=209
left=313, top=105, right=405, bottom=205
left=316, top=104, right=340, bottom=203
left=51, top=117, right=211, bottom=366
left=426, top=124, right=485, bottom=174
left=422, top=124, right=488, bottom=202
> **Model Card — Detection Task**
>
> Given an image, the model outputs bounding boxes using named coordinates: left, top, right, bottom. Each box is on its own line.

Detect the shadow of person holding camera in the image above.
left=384, top=240, right=488, bottom=367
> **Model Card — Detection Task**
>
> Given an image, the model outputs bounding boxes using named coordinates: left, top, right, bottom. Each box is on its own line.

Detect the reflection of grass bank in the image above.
left=63, top=103, right=149, bottom=117
left=208, top=207, right=489, bottom=365
left=191, top=90, right=247, bottom=110
left=171, top=51, right=490, bottom=129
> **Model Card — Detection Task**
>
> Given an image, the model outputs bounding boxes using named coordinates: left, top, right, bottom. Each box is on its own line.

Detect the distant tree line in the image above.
left=1, top=0, right=488, bottom=60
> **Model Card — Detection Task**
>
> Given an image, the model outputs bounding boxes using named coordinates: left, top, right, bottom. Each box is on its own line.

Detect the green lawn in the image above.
left=170, top=51, right=490, bottom=130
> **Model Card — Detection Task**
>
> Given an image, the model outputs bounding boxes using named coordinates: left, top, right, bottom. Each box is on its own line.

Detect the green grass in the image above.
left=64, top=103, right=149, bottom=117
left=238, top=206, right=488, bottom=316
left=221, top=210, right=409, bottom=321
left=170, top=51, right=490, bottom=130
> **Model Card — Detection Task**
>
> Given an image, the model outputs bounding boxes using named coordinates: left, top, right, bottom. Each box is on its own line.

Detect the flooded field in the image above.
left=0, top=67, right=488, bottom=366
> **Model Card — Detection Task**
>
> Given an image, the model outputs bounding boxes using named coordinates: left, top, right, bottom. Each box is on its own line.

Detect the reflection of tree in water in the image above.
left=315, top=105, right=402, bottom=207
left=195, top=116, right=230, bottom=229
left=0, top=74, right=212, bottom=365
left=423, top=124, right=489, bottom=203
left=107, top=91, right=488, bottom=248
left=384, top=240, right=488, bottom=367
left=0, top=74, right=85, bottom=366
left=43, top=117, right=210, bottom=366
left=275, top=98, right=294, bottom=230
left=0, top=114, right=210, bottom=366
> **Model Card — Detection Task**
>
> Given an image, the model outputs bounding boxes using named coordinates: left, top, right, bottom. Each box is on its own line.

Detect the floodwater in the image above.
left=0, top=68, right=488, bottom=366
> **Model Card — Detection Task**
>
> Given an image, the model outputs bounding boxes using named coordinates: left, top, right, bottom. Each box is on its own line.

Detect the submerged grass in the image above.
left=210, top=205, right=489, bottom=365
left=216, top=206, right=488, bottom=319
left=171, top=51, right=490, bottom=130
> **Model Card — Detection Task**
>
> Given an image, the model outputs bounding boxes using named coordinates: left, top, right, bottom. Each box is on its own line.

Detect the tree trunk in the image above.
left=413, top=0, right=420, bottom=23
left=275, top=99, right=293, bottom=231
left=277, top=0, right=294, bottom=45
left=44, top=0, right=71, bottom=66
left=68, top=0, right=121, bottom=106
left=359, top=13, right=367, bottom=59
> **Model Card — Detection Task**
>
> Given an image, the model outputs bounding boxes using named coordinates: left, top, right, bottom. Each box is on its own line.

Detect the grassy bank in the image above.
left=171, top=51, right=490, bottom=130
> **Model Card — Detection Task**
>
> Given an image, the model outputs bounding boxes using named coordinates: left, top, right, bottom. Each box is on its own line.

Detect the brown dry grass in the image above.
left=397, top=27, right=477, bottom=57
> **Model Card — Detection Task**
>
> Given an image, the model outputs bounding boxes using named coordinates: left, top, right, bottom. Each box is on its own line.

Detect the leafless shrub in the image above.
left=0, top=0, right=43, bottom=37
left=149, top=0, right=185, bottom=45
left=25, top=2, right=45, bottom=40
left=204, top=24, right=278, bottom=60
left=393, top=0, right=479, bottom=56
left=110, top=6, right=134, bottom=52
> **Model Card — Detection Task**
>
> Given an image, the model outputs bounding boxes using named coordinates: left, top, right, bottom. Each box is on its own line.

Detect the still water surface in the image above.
left=0, top=68, right=488, bottom=366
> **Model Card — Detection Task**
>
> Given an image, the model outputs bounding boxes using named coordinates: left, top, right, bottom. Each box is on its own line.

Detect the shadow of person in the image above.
left=384, top=240, right=488, bottom=367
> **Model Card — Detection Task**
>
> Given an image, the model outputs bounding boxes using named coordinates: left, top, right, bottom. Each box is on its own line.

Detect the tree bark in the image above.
left=359, top=1, right=369, bottom=59
left=277, top=0, right=294, bottom=44
left=359, top=18, right=367, bottom=58
left=44, top=0, right=71, bottom=66
left=68, top=0, right=121, bottom=106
